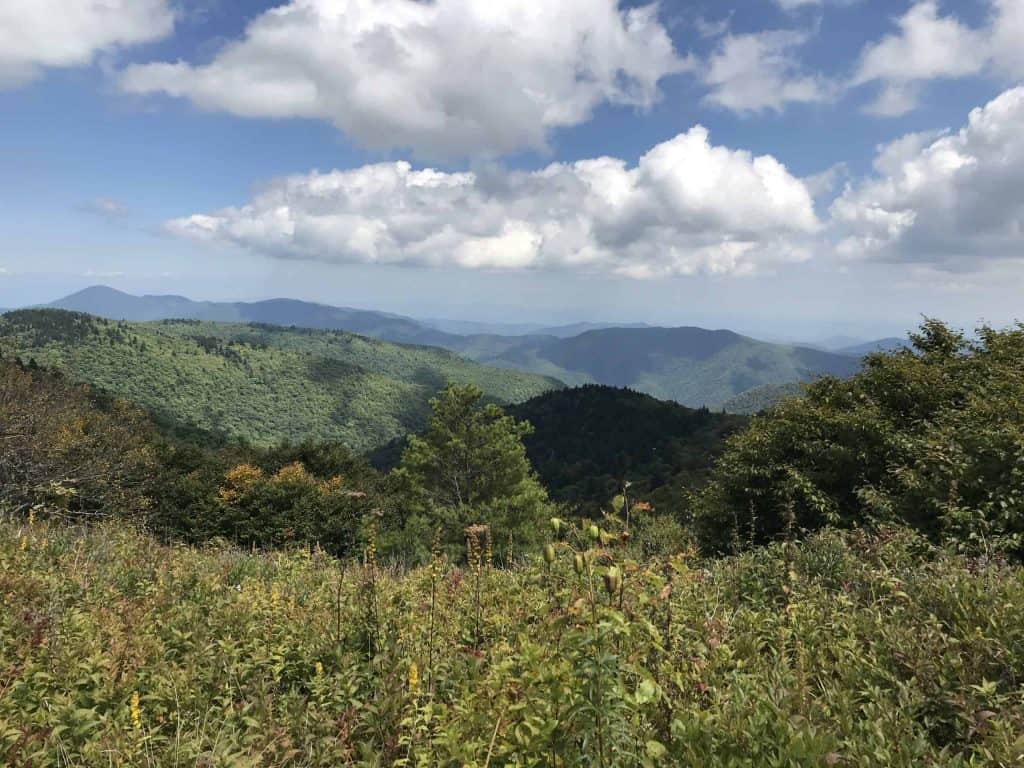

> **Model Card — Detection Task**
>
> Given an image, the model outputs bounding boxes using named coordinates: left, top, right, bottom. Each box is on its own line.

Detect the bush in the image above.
left=694, top=320, right=1024, bottom=557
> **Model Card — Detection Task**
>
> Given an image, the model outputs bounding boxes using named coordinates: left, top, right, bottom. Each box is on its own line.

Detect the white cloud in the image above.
left=852, top=0, right=1024, bottom=116
left=0, top=0, right=175, bottom=88
left=774, top=0, right=860, bottom=10
left=701, top=30, right=834, bottom=113
left=120, top=0, right=688, bottom=159
left=831, top=86, right=1024, bottom=267
left=167, top=127, right=819, bottom=279
left=802, top=163, right=848, bottom=200
left=990, top=0, right=1024, bottom=77
left=80, top=197, right=129, bottom=218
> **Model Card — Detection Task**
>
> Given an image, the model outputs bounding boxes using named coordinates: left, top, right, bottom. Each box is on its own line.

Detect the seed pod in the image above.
left=543, top=543, right=555, bottom=564
left=573, top=553, right=585, bottom=574
left=588, top=524, right=600, bottom=541
left=604, top=566, right=622, bottom=596
left=550, top=517, right=562, bottom=536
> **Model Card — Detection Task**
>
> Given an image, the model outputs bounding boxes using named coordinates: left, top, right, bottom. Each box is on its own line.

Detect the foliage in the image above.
left=0, top=359, right=156, bottom=520
left=211, top=462, right=370, bottom=558
left=0, top=355, right=388, bottom=557
left=0, top=309, right=561, bottom=451
left=4, top=519, right=1024, bottom=766
left=507, top=385, right=746, bottom=516
left=695, top=320, right=1024, bottom=557
left=387, top=384, right=552, bottom=562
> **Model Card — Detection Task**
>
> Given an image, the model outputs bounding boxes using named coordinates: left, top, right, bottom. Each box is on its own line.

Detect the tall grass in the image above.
left=3, top=514, right=1024, bottom=766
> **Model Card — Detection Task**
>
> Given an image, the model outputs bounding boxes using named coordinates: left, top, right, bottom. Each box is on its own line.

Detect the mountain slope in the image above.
left=464, top=327, right=860, bottom=409
left=0, top=309, right=560, bottom=450
left=836, top=337, right=907, bottom=356
left=47, top=287, right=861, bottom=409
left=508, top=385, right=747, bottom=514
left=49, top=285, right=464, bottom=348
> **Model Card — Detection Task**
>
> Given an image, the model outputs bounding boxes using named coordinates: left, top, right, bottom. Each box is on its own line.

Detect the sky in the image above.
left=1, top=0, right=1023, bottom=341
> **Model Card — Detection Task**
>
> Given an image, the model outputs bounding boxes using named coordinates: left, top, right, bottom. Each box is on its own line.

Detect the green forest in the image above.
left=3, top=315, right=1024, bottom=765
left=0, top=310, right=560, bottom=451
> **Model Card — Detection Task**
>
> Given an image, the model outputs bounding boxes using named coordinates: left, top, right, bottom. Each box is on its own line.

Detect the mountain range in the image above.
left=0, top=309, right=558, bottom=450
left=35, top=285, right=867, bottom=410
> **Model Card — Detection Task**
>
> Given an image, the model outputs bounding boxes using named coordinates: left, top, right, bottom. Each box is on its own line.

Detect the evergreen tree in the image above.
left=389, top=384, right=550, bottom=562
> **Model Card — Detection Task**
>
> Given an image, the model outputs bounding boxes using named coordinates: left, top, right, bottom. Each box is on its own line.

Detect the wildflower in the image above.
left=314, top=661, right=324, bottom=677
left=365, top=523, right=378, bottom=566
left=20, top=536, right=27, bottom=552
left=604, top=566, right=622, bottom=596
left=408, top=662, right=420, bottom=692
left=573, top=553, right=585, bottom=575
left=465, top=525, right=490, bottom=573
left=28, top=509, right=36, bottom=527
left=130, top=692, right=141, bottom=731
left=430, top=529, right=444, bottom=579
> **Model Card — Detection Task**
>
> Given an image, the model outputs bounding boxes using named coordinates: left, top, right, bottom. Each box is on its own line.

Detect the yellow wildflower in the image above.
left=130, top=692, right=141, bottom=731
left=408, top=662, right=420, bottom=692
left=314, top=661, right=324, bottom=677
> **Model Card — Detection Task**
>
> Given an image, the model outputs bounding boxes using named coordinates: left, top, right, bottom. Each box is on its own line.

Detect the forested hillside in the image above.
left=462, top=326, right=860, bottom=409
left=508, top=386, right=746, bottom=514
left=42, top=287, right=861, bottom=411
left=720, top=381, right=805, bottom=414
left=0, top=309, right=560, bottom=450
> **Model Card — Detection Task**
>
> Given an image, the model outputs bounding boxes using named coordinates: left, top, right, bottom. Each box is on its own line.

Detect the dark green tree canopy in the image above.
left=389, top=384, right=551, bottom=562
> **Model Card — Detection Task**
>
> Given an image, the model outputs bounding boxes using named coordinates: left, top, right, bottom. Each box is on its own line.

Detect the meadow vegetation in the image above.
left=4, top=516, right=1024, bottom=766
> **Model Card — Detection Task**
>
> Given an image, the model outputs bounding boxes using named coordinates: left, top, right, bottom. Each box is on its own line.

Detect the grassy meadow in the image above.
left=4, top=515, right=1024, bottom=766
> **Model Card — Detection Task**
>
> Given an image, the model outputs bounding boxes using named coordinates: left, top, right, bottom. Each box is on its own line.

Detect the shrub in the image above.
left=694, top=320, right=1024, bottom=557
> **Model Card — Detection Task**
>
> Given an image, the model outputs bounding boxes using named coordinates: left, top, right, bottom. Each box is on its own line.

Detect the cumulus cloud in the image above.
left=166, top=127, right=819, bottom=279
left=119, top=0, right=687, bottom=159
left=0, top=0, right=175, bottom=88
left=701, top=30, right=834, bottom=113
left=990, top=0, right=1024, bottom=77
left=831, top=86, right=1024, bottom=267
left=852, top=0, right=1024, bottom=116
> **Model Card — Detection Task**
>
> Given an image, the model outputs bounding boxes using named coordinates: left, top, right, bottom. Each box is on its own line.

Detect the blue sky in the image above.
left=2, top=0, right=1023, bottom=340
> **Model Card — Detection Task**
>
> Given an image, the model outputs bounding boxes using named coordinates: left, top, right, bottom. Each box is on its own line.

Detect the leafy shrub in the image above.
left=694, top=320, right=1024, bottom=557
